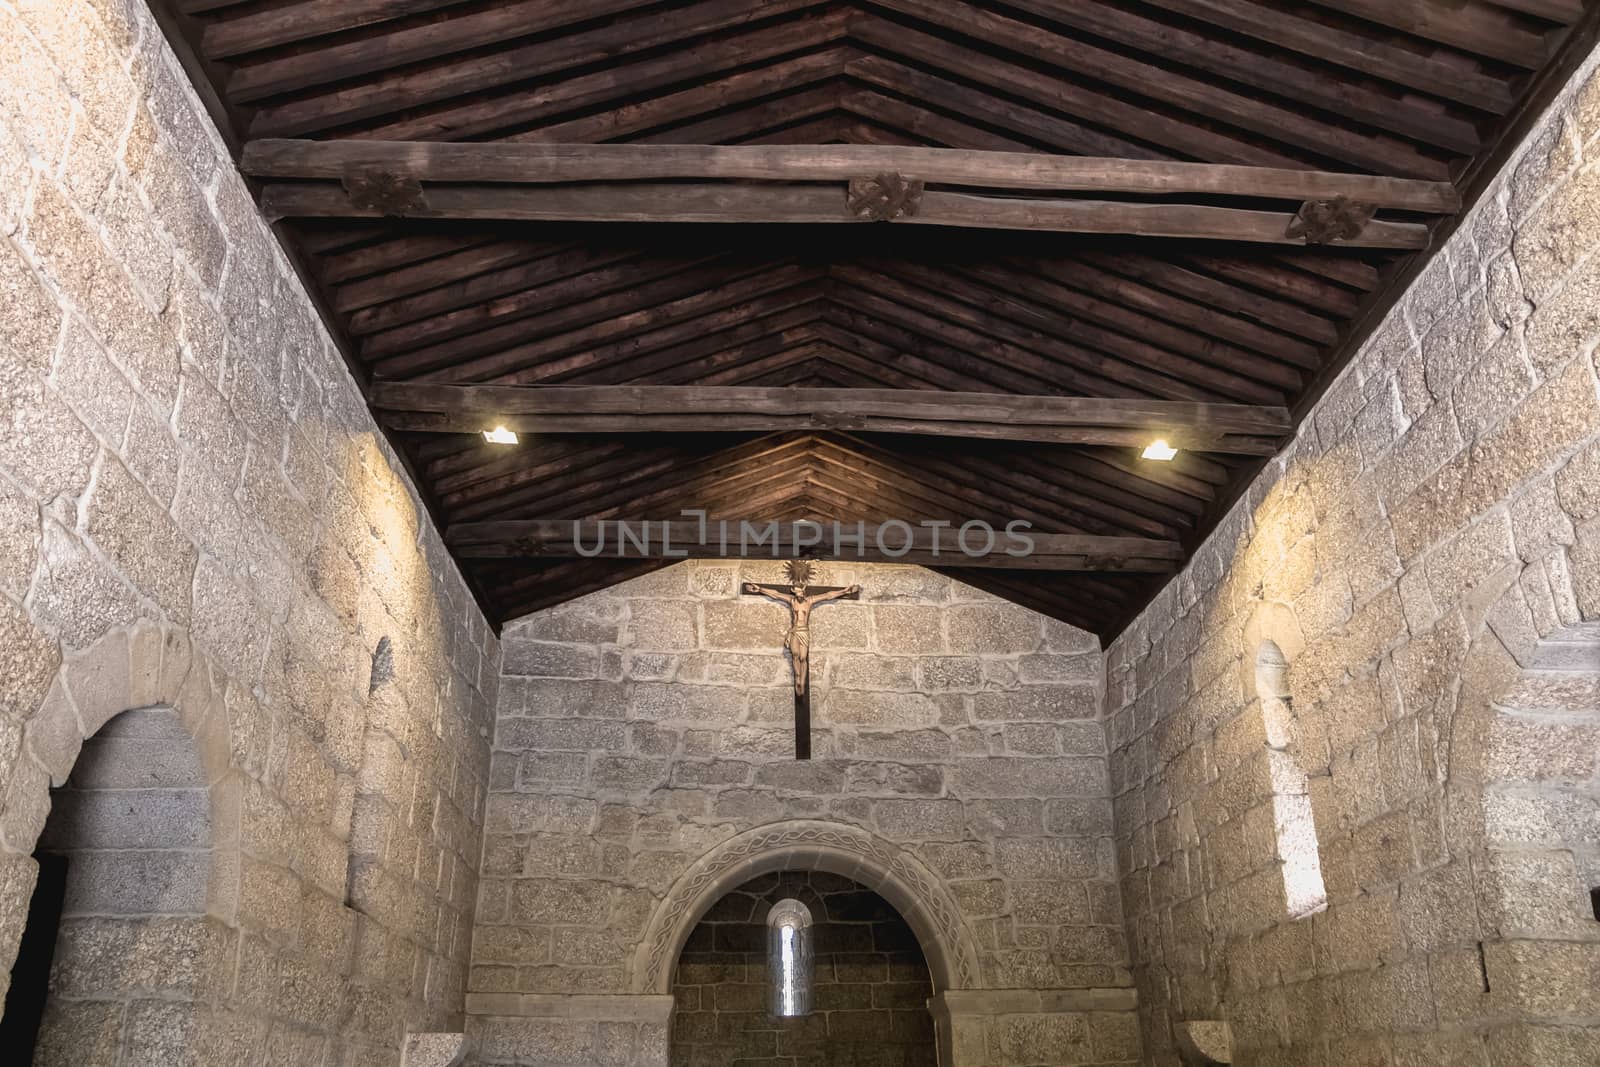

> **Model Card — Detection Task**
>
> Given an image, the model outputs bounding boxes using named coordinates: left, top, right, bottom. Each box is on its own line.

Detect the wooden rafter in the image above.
left=369, top=382, right=1293, bottom=454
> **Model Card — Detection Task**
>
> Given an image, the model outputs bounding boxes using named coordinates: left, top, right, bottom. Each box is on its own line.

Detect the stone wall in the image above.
left=671, top=871, right=935, bottom=1066
left=470, top=559, right=1137, bottom=1065
left=0, top=2, right=498, bottom=1062
left=1105, top=47, right=1600, bottom=1067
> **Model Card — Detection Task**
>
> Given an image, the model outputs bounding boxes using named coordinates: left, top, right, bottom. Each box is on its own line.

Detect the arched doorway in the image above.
left=0, top=626, right=236, bottom=1065
left=671, top=870, right=937, bottom=1065
left=3, top=704, right=213, bottom=1062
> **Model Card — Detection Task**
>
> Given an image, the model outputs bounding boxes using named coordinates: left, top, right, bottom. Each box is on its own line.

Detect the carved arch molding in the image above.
left=632, top=820, right=983, bottom=995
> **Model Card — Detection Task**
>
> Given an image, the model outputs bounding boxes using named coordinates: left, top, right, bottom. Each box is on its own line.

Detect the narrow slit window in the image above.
left=767, top=898, right=814, bottom=1017
left=1258, top=641, right=1328, bottom=918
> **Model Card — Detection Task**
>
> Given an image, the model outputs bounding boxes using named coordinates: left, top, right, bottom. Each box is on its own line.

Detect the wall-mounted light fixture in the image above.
left=483, top=426, right=519, bottom=445
left=1142, top=439, right=1178, bottom=462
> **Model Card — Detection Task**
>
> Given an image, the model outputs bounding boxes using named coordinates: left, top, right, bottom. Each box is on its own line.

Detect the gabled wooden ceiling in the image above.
left=154, top=0, right=1600, bottom=636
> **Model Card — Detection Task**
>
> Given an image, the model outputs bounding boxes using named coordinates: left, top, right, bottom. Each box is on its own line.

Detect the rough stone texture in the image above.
left=1105, top=48, right=1600, bottom=1067
left=0, top=2, right=499, bottom=1060
left=475, top=560, right=1134, bottom=1063
left=670, top=871, right=936, bottom=1066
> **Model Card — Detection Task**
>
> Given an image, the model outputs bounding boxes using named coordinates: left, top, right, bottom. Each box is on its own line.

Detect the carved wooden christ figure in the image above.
left=743, top=560, right=861, bottom=760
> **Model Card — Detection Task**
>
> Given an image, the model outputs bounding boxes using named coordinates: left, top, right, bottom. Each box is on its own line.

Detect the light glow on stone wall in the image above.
left=1258, top=641, right=1328, bottom=919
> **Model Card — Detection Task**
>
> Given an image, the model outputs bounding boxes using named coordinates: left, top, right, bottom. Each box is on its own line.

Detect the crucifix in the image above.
left=743, top=560, right=861, bottom=760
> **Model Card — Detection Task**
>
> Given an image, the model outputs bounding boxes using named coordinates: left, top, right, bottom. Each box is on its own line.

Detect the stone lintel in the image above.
left=464, top=993, right=676, bottom=1024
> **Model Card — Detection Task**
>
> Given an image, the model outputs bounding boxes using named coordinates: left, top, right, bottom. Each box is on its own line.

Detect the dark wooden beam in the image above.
left=446, top=520, right=1184, bottom=572
left=368, top=382, right=1291, bottom=454
left=259, top=182, right=1433, bottom=249
left=243, top=140, right=1461, bottom=213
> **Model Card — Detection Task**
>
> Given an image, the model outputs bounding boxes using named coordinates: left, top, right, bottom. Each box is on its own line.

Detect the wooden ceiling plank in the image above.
left=689, top=342, right=842, bottom=387
left=810, top=319, right=1076, bottom=396
left=836, top=275, right=1288, bottom=405
left=203, top=0, right=480, bottom=59
left=347, top=246, right=642, bottom=336
left=227, top=0, right=662, bottom=102
left=843, top=54, right=1162, bottom=158
left=389, top=26, right=853, bottom=145
left=1002, top=0, right=1482, bottom=153
left=1182, top=256, right=1367, bottom=318
left=247, top=1, right=839, bottom=138
left=243, top=140, right=1461, bottom=212
left=634, top=85, right=846, bottom=146
left=739, top=114, right=860, bottom=147
left=878, top=259, right=1314, bottom=385
left=833, top=88, right=1049, bottom=153
left=331, top=239, right=566, bottom=311
left=821, top=437, right=1179, bottom=539
left=824, top=298, right=1191, bottom=402
left=1308, top=0, right=1553, bottom=68
left=1488, top=0, right=1584, bottom=22
left=372, top=260, right=807, bottom=379
left=1001, top=256, right=1325, bottom=369
left=860, top=1, right=1453, bottom=177
left=1145, top=0, right=1518, bottom=113
left=359, top=252, right=710, bottom=357
left=316, top=232, right=490, bottom=288
left=601, top=328, right=828, bottom=390
left=848, top=15, right=1299, bottom=168
left=1079, top=251, right=1341, bottom=347
left=541, top=293, right=827, bottom=385
left=409, top=266, right=824, bottom=384
left=517, top=49, right=856, bottom=145
left=445, top=435, right=812, bottom=515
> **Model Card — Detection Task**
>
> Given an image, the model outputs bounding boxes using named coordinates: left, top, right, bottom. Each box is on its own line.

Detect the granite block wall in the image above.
left=1105, top=46, right=1600, bottom=1067
left=470, top=559, right=1138, bottom=1065
left=0, top=2, right=498, bottom=1062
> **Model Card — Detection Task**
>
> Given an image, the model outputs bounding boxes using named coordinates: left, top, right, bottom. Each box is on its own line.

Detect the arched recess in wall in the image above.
left=1241, top=602, right=1326, bottom=920
left=0, top=623, right=240, bottom=1059
left=632, top=820, right=982, bottom=995
left=1256, top=639, right=1328, bottom=919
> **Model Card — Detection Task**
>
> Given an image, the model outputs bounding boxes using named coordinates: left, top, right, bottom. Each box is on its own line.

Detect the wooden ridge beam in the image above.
left=260, top=182, right=1432, bottom=250
left=368, top=382, right=1291, bottom=454
left=243, top=140, right=1461, bottom=213
left=445, top=520, right=1184, bottom=572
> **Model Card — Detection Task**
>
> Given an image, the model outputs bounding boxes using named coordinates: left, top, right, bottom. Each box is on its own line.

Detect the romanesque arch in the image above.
left=631, top=819, right=983, bottom=996
left=0, top=621, right=240, bottom=1057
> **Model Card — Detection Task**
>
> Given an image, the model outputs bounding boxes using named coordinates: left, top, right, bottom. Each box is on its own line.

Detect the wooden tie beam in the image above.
left=369, top=382, right=1293, bottom=455
left=244, top=141, right=1455, bottom=248
left=446, top=520, right=1185, bottom=573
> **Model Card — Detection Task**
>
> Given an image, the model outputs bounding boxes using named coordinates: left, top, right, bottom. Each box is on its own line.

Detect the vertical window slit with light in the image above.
left=767, top=899, right=814, bottom=1018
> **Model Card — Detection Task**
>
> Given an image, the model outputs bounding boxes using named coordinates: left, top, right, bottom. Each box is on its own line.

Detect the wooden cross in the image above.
left=743, top=560, right=861, bottom=760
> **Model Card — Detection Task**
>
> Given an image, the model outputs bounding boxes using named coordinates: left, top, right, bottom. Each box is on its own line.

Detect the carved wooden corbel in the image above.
left=1286, top=195, right=1377, bottom=244
left=847, top=171, right=926, bottom=221
left=341, top=166, right=428, bottom=217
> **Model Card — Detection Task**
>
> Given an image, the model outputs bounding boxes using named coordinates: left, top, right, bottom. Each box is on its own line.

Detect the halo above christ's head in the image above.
left=783, top=560, right=818, bottom=587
